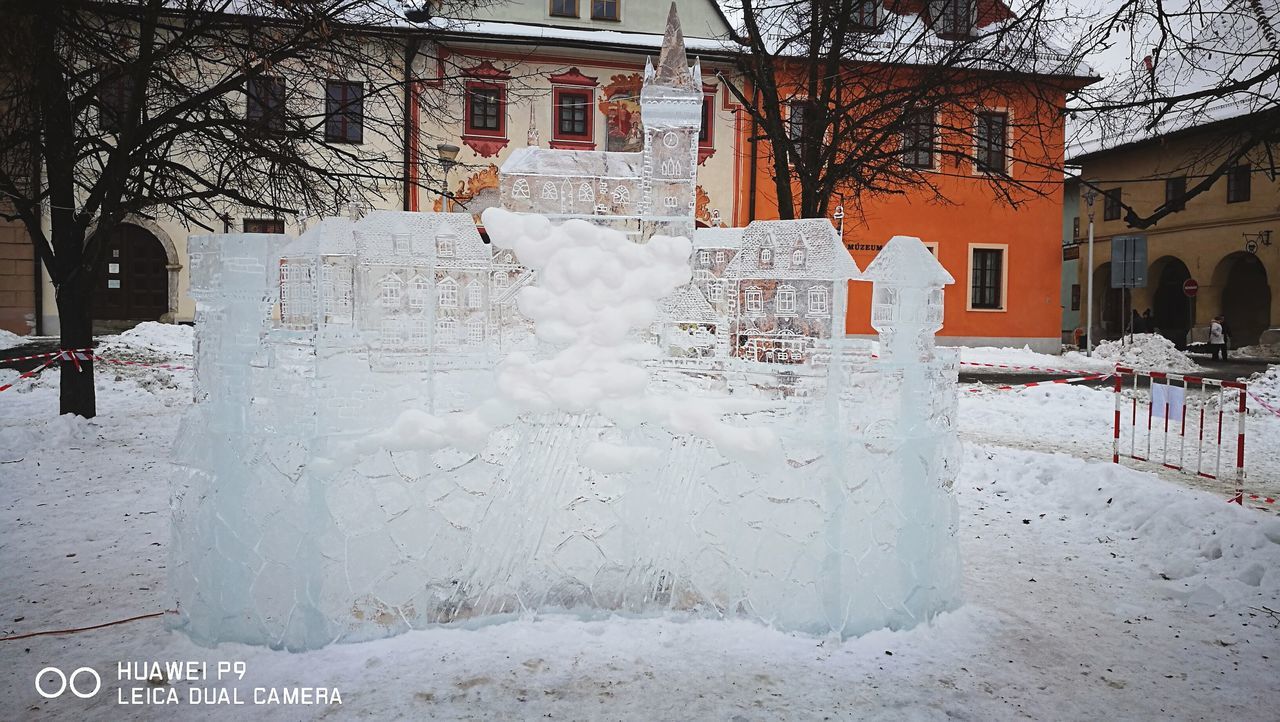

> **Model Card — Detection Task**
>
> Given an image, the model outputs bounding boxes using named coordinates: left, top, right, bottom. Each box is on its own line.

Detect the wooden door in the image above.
left=92, top=224, right=169, bottom=320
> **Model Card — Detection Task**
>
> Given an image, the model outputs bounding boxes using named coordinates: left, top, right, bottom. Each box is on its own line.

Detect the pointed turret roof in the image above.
left=652, top=3, right=701, bottom=92
left=862, top=235, right=955, bottom=287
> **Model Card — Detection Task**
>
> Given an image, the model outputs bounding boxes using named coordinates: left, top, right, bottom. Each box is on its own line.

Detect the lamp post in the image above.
left=436, top=142, right=460, bottom=211
left=1082, top=180, right=1099, bottom=356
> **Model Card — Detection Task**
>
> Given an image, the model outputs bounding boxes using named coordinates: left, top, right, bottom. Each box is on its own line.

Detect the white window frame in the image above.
left=465, top=281, right=483, bottom=309
left=699, top=250, right=710, bottom=265
left=709, top=283, right=724, bottom=303
left=436, top=316, right=457, bottom=342
left=379, top=274, right=402, bottom=307
left=972, top=106, right=1013, bottom=176
left=438, top=277, right=458, bottom=307
left=437, top=233, right=455, bottom=257
left=467, top=318, right=485, bottom=345
left=776, top=285, right=796, bottom=314
left=715, top=250, right=726, bottom=264
left=408, top=274, right=430, bottom=309
left=966, top=242, right=1009, bottom=312
left=745, top=287, right=764, bottom=313
left=807, top=286, right=829, bottom=314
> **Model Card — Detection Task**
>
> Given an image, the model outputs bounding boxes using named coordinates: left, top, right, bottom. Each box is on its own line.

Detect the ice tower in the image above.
left=499, top=3, right=703, bottom=241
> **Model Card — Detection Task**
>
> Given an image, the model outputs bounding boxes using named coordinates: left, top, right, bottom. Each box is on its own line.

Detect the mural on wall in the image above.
left=695, top=185, right=722, bottom=228
left=599, top=73, right=644, bottom=152
left=435, top=165, right=501, bottom=225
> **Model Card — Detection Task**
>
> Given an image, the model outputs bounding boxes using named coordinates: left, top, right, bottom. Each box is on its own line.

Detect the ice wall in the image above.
left=171, top=212, right=961, bottom=650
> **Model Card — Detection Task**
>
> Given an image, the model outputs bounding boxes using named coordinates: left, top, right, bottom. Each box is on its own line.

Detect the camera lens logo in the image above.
left=35, top=667, right=101, bottom=699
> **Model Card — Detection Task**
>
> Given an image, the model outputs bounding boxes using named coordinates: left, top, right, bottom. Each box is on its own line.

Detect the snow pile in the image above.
left=1091, top=333, right=1199, bottom=372
left=100, top=321, right=194, bottom=356
left=962, top=344, right=1111, bottom=373
left=0, top=328, right=27, bottom=351
left=1244, top=365, right=1280, bottom=411
left=1235, top=342, right=1280, bottom=360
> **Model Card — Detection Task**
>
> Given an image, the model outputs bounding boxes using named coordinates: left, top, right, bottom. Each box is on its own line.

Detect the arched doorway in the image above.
left=1092, top=262, right=1123, bottom=339
left=92, top=223, right=170, bottom=321
left=1149, top=255, right=1192, bottom=347
left=1212, top=252, right=1271, bottom=346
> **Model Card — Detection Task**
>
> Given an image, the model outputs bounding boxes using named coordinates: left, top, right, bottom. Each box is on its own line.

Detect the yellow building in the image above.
left=1069, top=111, right=1278, bottom=347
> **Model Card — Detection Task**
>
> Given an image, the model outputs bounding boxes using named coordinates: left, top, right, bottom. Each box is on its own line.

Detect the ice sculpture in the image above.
left=169, top=5, right=962, bottom=651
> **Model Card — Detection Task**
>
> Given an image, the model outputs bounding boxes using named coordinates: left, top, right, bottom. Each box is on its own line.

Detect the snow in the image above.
left=1244, top=365, right=1280, bottom=412
left=1236, top=343, right=1280, bottom=361
left=98, top=322, right=194, bottom=357
left=0, top=328, right=28, bottom=351
left=1092, top=333, right=1201, bottom=372
left=3, top=359, right=1280, bottom=718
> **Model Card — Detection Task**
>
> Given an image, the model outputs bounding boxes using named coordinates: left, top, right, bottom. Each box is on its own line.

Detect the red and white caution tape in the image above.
left=0, top=355, right=59, bottom=393
left=1, top=349, right=192, bottom=393
left=966, top=373, right=1113, bottom=393
left=1247, top=391, right=1280, bottom=419
left=957, top=360, right=1105, bottom=375
left=91, top=356, right=192, bottom=371
left=1230, top=492, right=1278, bottom=506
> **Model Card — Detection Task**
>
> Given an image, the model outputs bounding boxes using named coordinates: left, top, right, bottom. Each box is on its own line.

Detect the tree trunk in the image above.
left=55, top=278, right=96, bottom=418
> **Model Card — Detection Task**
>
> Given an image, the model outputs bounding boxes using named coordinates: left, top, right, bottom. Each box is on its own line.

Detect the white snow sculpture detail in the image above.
left=511, top=178, right=530, bottom=199
left=171, top=4, right=961, bottom=652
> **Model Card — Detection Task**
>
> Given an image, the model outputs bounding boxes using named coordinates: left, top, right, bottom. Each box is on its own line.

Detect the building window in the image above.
left=436, top=317, right=457, bottom=342
left=1157, top=176, right=1185, bottom=211
left=411, top=320, right=430, bottom=347
left=555, top=89, right=591, bottom=139
left=438, top=278, right=458, bottom=307
left=437, top=232, right=455, bottom=257
left=467, top=318, right=485, bottom=345
left=808, top=287, right=829, bottom=314
left=776, top=286, right=796, bottom=314
left=934, top=0, right=973, bottom=39
left=466, top=84, right=504, bottom=135
left=699, top=94, right=715, bottom=145
left=745, top=288, right=764, bottom=313
left=379, top=275, right=401, bottom=307
left=852, top=0, right=879, bottom=29
left=511, top=178, right=530, bottom=199
left=975, top=111, right=1008, bottom=174
left=98, top=68, right=135, bottom=133
left=243, top=219, right=285, bottom=233
left=715, top=250, right=726, bottom=264
left=970, top=247, right=1004, bottom=310
left=1103, top=188, right=1122, bottom=220
left=664, top=196, right=678, bottom=208
left=710, top=284, right=723, bottom=303
left=550, top=0, right=578, bottom=17
left=611, top=186, right=630, bottom=205
left=246, top=76, right=285, bottom=133
left=1071, top=216, right=1079, bottom=240
left=787, top=102, right=810, bottom=142
left=409, top=275, right=430, bottom=309
left=792, top=249, right=805, bottom=266
left=1070, top=284, right=1081, bottom=311
left=759, top=247, right=773, bottom=266
left=466, top=281, right=482, bottom=308
left=699, top=250, right=710, bottom=265
left=324, top=80, right=364, bottom=144
left=381, top=319, right=403, bottom=347
left=1227, top=164, right=1251, bottom=203
left=591, top=0, right=619, bottom=20
left=902, top=108, right=935, bottom=169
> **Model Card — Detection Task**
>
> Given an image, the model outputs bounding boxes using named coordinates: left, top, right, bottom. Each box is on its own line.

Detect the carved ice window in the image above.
left=698, top=250, right=710, bottom=265
left=663, top=131, right=679, bottom=148
left=511, top=178, right=530, bottom=199
left=408, top=274, right=430, bottom=309
left=759, top=247, right=773, bottom=266
left=661, top=158, right=681, bottom=176
left=465, top=280, right=482, bottom=308
left=793, top=249, right=805, bottom=267
left=808, top=286, right=829, bottom=313
left=709, top=283, right=723, bottom=302
left=411, top=319, right=430, bottom=347
left=380, top=319, right=403, bottom=347
left=715, top=250, right=726, bottom=264
left=611, top=186, right=630, bottom=205
left=467, top=318, right=485, bottom=345
left=436, top=317, right=457, bottom=342
left=599, top=179, right=608, bottom=193
left=745, top=287, right=763, bottom=313
left=494, top=271, right=509, bottom=289
left=541, top=183, right=558, bottom=200
left=664, top=196, right=678, bottom=208
left=437, top=232, right=455, bottom=257
left=579, top=182, right=593, bottom=202
left=393, top=233, right=410, bottom=255
left=379, top=274, right=402, bottom=307
left=776, top=286, right=796, bottom=314
left=438, top=277, right=458, bottom=307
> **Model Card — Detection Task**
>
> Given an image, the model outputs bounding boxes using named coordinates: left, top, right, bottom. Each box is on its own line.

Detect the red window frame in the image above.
left=464, top=81, right=506, bottom=138
left=552, top=87, right=593, bottom=144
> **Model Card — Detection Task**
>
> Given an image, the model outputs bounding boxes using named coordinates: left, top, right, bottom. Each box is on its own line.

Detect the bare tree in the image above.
left=0, top=0, right=492, bottom=417
left=718, top=0, right=1091, bottom=221
left=1068, top=0, right=1280, bottom=228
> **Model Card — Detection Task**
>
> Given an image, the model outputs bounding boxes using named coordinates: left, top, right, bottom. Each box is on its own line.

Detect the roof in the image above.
left=502, top=146, right=642, bottom=179
left=723, top=219, right=861, bottom=281
left=862, top=235, right=954, bottom=287
left=1067, top=105, right=1275, bottom=163
left=692, top=227, right=744, bottom=249
left=661, top=284, right=718, bottom=324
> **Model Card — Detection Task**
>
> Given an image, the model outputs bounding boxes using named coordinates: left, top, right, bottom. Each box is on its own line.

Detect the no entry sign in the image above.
left=1183, top=279, right=1199, bottom=297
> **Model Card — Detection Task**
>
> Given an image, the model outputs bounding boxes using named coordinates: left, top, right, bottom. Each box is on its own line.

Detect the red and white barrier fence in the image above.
left=1111, top=366, right=1247, bottom=491
left=0, top=349, right=189, bottom=393
left=966, top=372, right=1112, bottom=393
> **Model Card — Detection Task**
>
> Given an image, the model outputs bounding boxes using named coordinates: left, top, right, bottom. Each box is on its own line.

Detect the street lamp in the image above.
left=436, top=142, right=460, bottom=211
left=1082, top=179, right=1099, bottom=357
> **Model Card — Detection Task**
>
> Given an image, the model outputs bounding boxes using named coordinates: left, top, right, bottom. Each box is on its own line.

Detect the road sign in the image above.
left=1183, top=279, right=1199, bottom=297
left=1111, top=235, right=1147, bottom=288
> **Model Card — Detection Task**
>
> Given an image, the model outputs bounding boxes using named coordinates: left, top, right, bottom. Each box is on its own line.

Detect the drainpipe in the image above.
left=403, top=36, right=422, bottom=212
left=747, top=87, right=759, bottom=223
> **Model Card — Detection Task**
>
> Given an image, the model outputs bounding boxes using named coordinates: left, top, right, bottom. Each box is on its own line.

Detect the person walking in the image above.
left=1209, top=315, right=1226, bottom=361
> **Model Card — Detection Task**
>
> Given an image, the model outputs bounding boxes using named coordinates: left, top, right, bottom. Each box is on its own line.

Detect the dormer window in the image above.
left=759, top=247, right=773, bottom=266
left=393, top=233, right=410, bottom=255
left=792, top=249, right=805, bottom=267
left=437, top=232, right=455, bottom=257
left=933, top=0, right=974, bottom=40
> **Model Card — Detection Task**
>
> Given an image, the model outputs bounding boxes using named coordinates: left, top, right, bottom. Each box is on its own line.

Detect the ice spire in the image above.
left=653, top=2, right=700, bottom=92
left=526, top=101, right=539, bottom=147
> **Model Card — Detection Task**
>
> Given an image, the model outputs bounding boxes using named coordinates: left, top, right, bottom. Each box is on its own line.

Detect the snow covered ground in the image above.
left=2, top=338, right=1279, bottom=719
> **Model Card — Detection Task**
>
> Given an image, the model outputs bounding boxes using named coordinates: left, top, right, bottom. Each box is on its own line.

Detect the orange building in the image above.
left=732, top=1, right=1095, bottom=352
